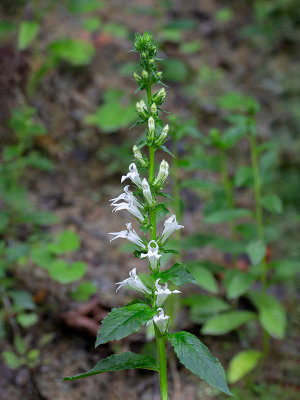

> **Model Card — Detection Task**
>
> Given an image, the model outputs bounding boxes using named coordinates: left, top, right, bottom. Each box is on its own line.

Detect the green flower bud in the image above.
left=148, top=116, right=155, bottom=140
left=153, top=88, right=166, bottom=105
left=157, top=124, right=169, bottom=144
left=150, top=102, right=158, bottom=118
left=136, top=100, right=148, bottom=120
left=134, top=72, right=142, bottom=85
left=133, top=145, right=148, bottom=167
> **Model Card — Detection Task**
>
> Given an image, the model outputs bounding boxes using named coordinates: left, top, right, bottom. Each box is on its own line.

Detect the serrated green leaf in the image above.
left=168, top=331, right=231, bottom=394
left=49, top=260, right=87, bottom=284
left=154, top=263, right=195, bottom=287
left=95, top=304, right=155, bottom=347
left=204, top=208, right=252, bottom=224
left=18, top=21, right=39, bottom=50
left=248, top=292, right=286, bottom=339
left=201, top=311, right=256, bottom=335
left=224, top=270, right=255, bottom=299
left=228, top=350, right=262, bottom=383
left=62, top=351, right=158, bottom=381
left=186, top=264, right=218, bottom=294
left=246, top=240, right=266, bottom=265
left=261, top=194, right=282, bottom=214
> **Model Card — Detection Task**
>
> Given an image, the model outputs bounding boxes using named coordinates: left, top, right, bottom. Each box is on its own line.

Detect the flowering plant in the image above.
left=62, top=32, right=231, bottom=399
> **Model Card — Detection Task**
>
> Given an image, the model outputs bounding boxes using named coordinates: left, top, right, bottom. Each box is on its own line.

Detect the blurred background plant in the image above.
left=0, top=0, right=300, bottom=399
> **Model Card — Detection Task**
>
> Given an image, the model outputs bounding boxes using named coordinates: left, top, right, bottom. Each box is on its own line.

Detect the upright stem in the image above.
left=147, top=86, right=169, bottom=400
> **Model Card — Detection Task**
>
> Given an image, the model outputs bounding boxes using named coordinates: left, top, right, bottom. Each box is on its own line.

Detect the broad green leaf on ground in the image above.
left=49, top=38, right=95, bottom=66
left=248, top=292, right=286, bottom=339
left=270, top=260, right=300, bottom=282
left=18, top=21, right=39, bottom=50
left=261, top=194, right=282, bottom=214
left=186, top=263, right=218, bottom=294
left=3, top=351, right=24, bottom=369
left=183, top=295, right=229, bottom=323
left=102, top=22, right=129, bottom=38
left=30, top=246, right=53, bottom=269
left=71, top=281, right=97, bottom=302
left=62, top=352, right=158, bottom=381
left=217, top=92, right=258, bottom=113
left=228, top=350, right=262, bottom=383
left=16, top=312, right=38, bottom=328
left=204, top=208, right=252, bottom=224
left=201, top=311, right=256, bottom=335
left=86, top=89, right=136, bottom=133
left=179, top=40, right=202, bottom=54
left=153, top=263, right=195, bottom=287
left=224, top=270, right=255, bottom=299
left=48, top=230, right=80, bottom=254
left=49, top=260, right=87, bottom=284
left=68, top=0, right=104, bottom=14
left=168, top=331, right=231, bottom=394
left=162, top=58, right=189, bottom=82
left=95, top=304, right=155, bottom=347
left=246, top=240, right=266, bottom=265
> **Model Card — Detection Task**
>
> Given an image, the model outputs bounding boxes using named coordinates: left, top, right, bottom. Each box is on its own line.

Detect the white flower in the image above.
left=112, top=198, right=144, bottom=221
left=157, top=124, right=169, bottom=144
left=141, top=240, right=161, bottom=270
left=153, top=160, right=169, bottom=187
left=150, top=102, right=158, bottom=117
left=136, top=100, right=148, bottom=119
left=160, top=215, right=184, bottom=244
left=109, top=223, right=144, bottom=248
left=116, top=268, right=151, bottom=294
left=121, top=163, right=143, bottom=189
left=133, top=145, right=147, bottom=167
left=110, top=185, right=143, bottom=210
left=153, top=88, right=166, bottom=105
left=149, top=308, right=170, bottom=334
left=148, top=117, right=155, bottom=140
left=154, top=279, right=181, bottom=307
left=142, top=178, right=155, bottom=206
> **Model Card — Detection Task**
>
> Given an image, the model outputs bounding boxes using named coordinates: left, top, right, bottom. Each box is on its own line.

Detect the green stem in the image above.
left=155, top=325, right=169, bottom=400
left=147, top=85, right=168, bottom=399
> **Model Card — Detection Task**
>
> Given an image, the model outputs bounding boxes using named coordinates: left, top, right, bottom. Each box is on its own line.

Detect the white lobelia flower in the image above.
left=112, top=198, right=144, bottom=222
left=121, top=163, right=143, bottom=189
left=160, top=215, right=184, bottom=244
left=148, top=117, right=155, bottom=140
left=148, top=308, right=170, bottom=334
left=142, top=178, right=155, bottom=206
left=141, top=240, right=161, bottom=270
left=109, top=223, right=144, bottom=248
left=110, top=185, right=143, bottom=210
left=116, top=268, right=151, bottom=294
left=154, top=279, right=181, bottom=307
left=153, top=160, right=169, bottom=187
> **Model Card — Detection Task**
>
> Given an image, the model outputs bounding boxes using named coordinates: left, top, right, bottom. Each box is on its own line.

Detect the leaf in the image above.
left=154, top=263, right=195, bottom=287
left=49, top=38, right=95, bottom=66
left=162, top=59, right=189, bottom=83
left=261, top=195, right=282, bottom=214
left=2, top=351, right=23, bottom=370
left=183, top=295, right=230, bottom=323
left=246, top=240, right=266, bottom=265
left=201, top=311, right=256, bottom=335
left=224, top=270, right=255, bottom=299
left=62, top=351, right=158, bottom=381
left=10, top=290, right=35, bottom=312
left=248, top=292, right=286, bottom=339
left=228, top=350, right=262, bottom=383
left=154, top=203, right=170, bottom=223
left=49, top=260, right=87, bottom=284
left=168, top=331, right=231, bottom=394
left=70, top=281, right=97, bottom=302
left=95, top=304, right=155, bottom=347
left=204, top=208, right=252, bottom=224
left=68, top=0, right=104, bottom=14
left=159, top=145, right=175, bottom=158
left=17, top=312, right=38, bottom=328
left=18, top=21, right=39, bottom=50
left=180, top=178, right=220, bottom=192
left=179, top=40, right=202, bottom=54
left=186, top=263, right=218, bottom=294
left=234, top=166, right=253, bottom=187
left=14, top=335, right=27, bottom=356
left=48, top=230, right=80, bottom=254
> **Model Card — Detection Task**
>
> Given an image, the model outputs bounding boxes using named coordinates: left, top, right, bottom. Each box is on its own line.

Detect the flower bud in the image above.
left=148, top=116, right=155, bottom=140
left=136, top=100, right=148, bottom=119
left=153, top=88, right=166, bottom=105
left=133, top=145, right=148, bottom=167
left=134, top=72, right=142, bottom=85
left=149, top=58, right=155, bottom=66
left=142, top=70, right=148, bottom=80
left=141, top=51, right=147, bottom=59
left=154, top=160, right=169, bottom=188
left=157, top=71, right=162, bottom=80
left=157, top=124, right=169, bottom=144
left=150, top=102, right=158, bottom=118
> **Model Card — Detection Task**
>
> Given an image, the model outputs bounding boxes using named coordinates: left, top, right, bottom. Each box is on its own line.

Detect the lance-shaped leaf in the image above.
left=228, top=350, right=262, bottom=383
left=168, top=331, right=231, bottom=395
left=95, top=304, right=155, bottom=347
left=61, top=352, right=158, bottom=381
left=201, top=311, right=256, bottom=335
